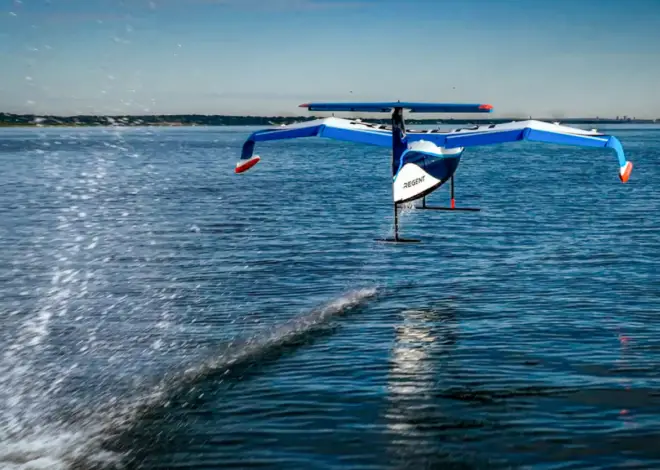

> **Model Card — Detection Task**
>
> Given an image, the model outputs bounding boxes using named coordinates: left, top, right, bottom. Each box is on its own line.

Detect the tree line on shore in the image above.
left=0, top=112, right=655, bottom=127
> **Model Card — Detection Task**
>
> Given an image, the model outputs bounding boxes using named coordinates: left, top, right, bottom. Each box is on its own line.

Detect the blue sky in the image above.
left=1, top=0, right=659, bottom=117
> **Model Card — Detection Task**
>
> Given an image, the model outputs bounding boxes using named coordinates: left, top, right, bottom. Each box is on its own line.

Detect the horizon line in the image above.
left=1, top=111, right=657, bottom=121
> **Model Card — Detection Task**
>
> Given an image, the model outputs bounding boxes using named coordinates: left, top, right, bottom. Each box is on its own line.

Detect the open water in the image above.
left=0, top=124, right=659, bottom=470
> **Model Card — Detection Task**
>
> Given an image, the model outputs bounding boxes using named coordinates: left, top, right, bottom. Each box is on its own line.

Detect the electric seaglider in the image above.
left=235, top=101, right=633, bottom=243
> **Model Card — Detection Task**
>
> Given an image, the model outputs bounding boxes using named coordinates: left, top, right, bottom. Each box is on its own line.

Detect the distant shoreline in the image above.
left=1, top=112, right=657, bottom=128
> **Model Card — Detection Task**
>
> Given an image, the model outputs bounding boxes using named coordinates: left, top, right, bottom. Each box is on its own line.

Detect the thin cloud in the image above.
left=199, top=0, right=373, bottom=11
left=41, top=13, right=130, bottom=24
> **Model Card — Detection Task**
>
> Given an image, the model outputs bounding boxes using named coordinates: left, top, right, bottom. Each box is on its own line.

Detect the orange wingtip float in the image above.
left=235, top=155, right=260, bottom=173
left=619, top=161, right=633, bottom=183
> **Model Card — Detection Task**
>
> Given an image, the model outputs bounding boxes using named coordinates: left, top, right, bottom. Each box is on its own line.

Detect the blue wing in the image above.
left=236, top=118, right=392, bottom=173
left=241, top=118, right=392, bottom=152
left=235, top=118, right=632, bottom=182
left=404, top=120, right=632, bottom=182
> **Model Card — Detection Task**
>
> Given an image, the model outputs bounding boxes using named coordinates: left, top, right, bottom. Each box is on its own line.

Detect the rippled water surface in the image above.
left=1, top=125, right=659, bottom=469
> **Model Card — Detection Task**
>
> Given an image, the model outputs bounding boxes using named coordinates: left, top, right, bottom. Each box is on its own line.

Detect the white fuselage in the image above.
left=392, top=141, right=463, bottom=203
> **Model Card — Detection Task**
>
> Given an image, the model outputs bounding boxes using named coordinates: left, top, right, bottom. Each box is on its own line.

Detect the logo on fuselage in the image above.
left=402, top=175, right=425, bottom=189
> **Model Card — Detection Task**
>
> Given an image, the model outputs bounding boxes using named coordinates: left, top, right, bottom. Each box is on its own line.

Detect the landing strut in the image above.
left=419, top=176, right=480, bottom=212
left=375, top=202, right=421, bottom=243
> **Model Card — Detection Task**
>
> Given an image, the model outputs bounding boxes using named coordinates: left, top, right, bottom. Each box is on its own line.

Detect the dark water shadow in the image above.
left=76, top=288, right=381, bottom=469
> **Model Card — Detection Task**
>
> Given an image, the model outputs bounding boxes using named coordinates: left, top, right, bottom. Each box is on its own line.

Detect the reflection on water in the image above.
left=386, top=306, right=460, bottom=466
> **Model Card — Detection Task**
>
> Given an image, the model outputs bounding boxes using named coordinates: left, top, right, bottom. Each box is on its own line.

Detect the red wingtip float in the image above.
left=235, top=101, right=633, bottom=242
left=619, top=161, right=633, bottom=183
left=235, top=155, right=260, bottom=173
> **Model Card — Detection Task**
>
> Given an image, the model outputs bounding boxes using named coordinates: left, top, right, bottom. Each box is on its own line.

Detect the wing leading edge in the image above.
left=236, top=118, right=632, bottom=183
left=404, top=120, right=632, bottom=182
left=237, top=118, right=392, bottom=172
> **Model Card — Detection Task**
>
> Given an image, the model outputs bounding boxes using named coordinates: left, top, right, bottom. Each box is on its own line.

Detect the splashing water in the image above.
left=0, top=287, right=379, bottom=469
left=0, top=127, right=386, bottom=470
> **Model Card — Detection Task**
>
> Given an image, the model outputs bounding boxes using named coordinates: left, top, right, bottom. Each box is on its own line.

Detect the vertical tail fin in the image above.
left=391, top=107, right=408, bottom=177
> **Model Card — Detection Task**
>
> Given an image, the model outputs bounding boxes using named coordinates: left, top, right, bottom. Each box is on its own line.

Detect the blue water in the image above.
left=0, top=125, right=658, bottom=469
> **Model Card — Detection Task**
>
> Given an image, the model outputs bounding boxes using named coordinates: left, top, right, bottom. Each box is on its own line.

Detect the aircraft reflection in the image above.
left=385, top=305, right=459, bottom=462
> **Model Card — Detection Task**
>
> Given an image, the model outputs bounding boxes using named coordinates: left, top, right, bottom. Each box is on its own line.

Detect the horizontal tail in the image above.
left=299, top=101, right=494, bottom=113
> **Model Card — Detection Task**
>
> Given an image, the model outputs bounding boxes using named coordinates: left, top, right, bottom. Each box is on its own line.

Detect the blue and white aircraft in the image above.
left=235, top=101, right=633, bottom=243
